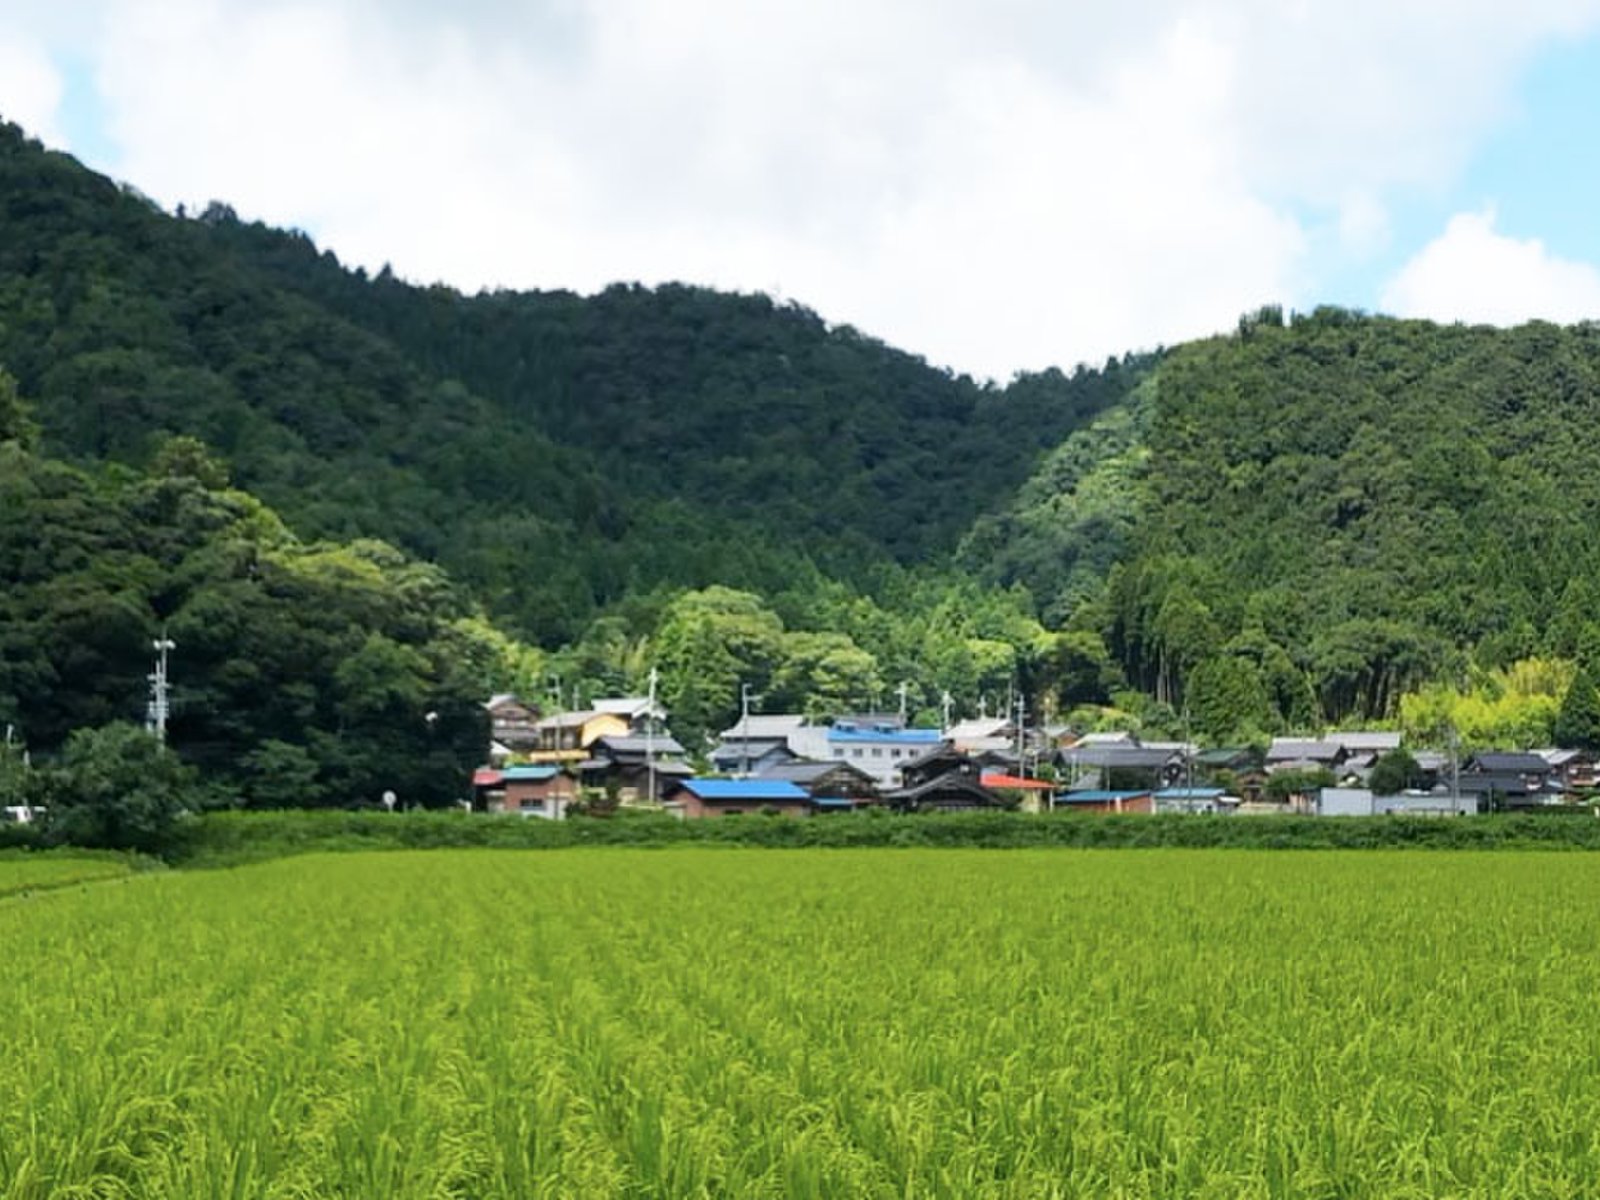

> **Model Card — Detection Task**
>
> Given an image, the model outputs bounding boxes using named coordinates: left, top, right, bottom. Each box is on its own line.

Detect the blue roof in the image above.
left=680, top=779, right=809, bottom=801
left=1153, top=787, right=1227, bottom=800
left=1056, top=790, right=1151, bottom=803
left=827, top=726, right=944, bottom=745
left=810, top=797, right=857, bottom=808
left=504, top=765, right=561, bottom=781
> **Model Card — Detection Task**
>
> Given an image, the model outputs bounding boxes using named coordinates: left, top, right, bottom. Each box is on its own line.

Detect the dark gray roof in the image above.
left=1059, top=746, right=1178, bottom=769
left=1467, top=753, right=1550, bottom=774
left=1266, top=739, right=1344, bottom=762
left=754, top=760, right=871, bottom=783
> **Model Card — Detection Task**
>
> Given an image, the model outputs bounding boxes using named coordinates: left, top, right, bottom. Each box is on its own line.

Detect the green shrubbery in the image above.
left=170, top=806, right=1600, bottom=867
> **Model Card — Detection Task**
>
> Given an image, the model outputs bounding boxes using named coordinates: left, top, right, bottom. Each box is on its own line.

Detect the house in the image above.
left=752, top=760, right=880, bottom=807
left=664, top=778, right=814, bottom=819
left=1534, top=749, right=1600, bottom=793
left=884, top=770, right=1006, bottom=812
left=1328, top=730, right=1403, bottom=755
left=1055, top=789, right=1154, bottom=814
left=497, top=764, right=577, bottom=819
left=710, top=714, right=808, bottom=775
left=485, top=694, right=543, bottom=751
left=900, top=744, right=979, bottom=788
left=946, top=717, right=1015, bottom=755
left=1459, top=752, right=1561, bottom=810
left=579, top=734, right=693, bottom=803
left=592, top=696, right=669, bottom=729
left=527, top=710, right=631, bottom=764
left=825, top=717, right=946, bottom=787
left=1265, top=739, right=1347, bottom=770
left=1056, top=743, right=1188, bottom=792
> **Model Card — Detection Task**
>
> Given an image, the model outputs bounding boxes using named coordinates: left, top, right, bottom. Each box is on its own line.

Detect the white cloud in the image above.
left=8, top=1, right=1600, bottom=375
left=0, top=33, right=64, bottom=145
left=1381, top=209, right=1600, bottom=325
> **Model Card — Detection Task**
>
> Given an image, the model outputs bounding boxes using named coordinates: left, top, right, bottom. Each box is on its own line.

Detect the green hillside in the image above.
left=0, top=122, right=1131, bottom=648
left=978, top=306, right=1600, bottom=739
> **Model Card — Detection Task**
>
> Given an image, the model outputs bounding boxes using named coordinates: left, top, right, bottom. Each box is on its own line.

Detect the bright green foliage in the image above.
left=9, top=849, right=1600, bottom=1196
left=1399, top=659, right=1572, bottom=750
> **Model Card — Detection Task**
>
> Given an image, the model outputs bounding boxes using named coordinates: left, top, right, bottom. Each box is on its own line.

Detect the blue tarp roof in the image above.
left=504, top=765, right=561, bottom=781
left=680, top=778, right=809, bottom=801
left=827, top=727, right=944, bottom=745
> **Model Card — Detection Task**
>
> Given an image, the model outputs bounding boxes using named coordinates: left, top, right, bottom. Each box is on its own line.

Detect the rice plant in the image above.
left=5, top=849, right=1600, bottom=1196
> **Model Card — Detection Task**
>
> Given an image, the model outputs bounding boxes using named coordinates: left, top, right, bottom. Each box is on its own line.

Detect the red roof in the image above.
left=980, top=773, right=1054, bottom=790
left=472, top=768, right=505, bottom=787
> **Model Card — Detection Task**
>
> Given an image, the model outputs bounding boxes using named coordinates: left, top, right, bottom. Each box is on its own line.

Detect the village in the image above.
left=472, top=694, right=1599, bottom=820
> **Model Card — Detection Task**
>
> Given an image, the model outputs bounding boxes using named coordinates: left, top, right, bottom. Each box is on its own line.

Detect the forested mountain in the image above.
left=0, top=121, right=1131, bottom=648
left=9, top=116, right=1600, bottom=773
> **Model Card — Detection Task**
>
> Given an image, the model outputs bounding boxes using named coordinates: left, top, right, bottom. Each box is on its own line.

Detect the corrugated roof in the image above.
left=1057, top=790, right=1151, bottom=803
left=980, top=773, right=1054, bottom=790
left=678, top=779, right=810, bottom=801
left=716, top=714, right=808, bottom=739
left=828, top=727, right=944, bottom=745
left=472, top=768, right=504, bottom=787
left=1267, top=738, right=1344, bottom=762
left=503, top=765, right=561, bottom=782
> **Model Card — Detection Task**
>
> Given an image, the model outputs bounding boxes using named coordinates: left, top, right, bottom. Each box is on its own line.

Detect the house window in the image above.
left=833, top=748, right=845, bottom=759
left=871, top=748, right=883, bottom=757
left=853, top=749, right=864, bottom=758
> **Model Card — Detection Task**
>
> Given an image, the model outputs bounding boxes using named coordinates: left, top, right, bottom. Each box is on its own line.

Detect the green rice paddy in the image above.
left=0, top=852, right=133, bottom=899
left=4, top=848, right=1600, bottom=1197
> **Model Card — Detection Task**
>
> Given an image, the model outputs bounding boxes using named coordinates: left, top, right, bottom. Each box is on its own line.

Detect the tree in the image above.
left=1264, top=766, right=1336, bottom=804
left=1554, top=634, right=1600, bottom=751
left=1368, top=748, right=1421, bottom=796
left=41, top=722, right=201, bottom=853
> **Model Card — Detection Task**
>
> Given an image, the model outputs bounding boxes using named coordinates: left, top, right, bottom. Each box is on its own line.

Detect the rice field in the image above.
left=0, top=852, right=133, bottom=899
left=4, top=847, right=1600, bottom=1197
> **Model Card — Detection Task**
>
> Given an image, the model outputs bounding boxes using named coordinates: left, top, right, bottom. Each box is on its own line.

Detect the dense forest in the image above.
left=7, top=117, right=1600, bottom=809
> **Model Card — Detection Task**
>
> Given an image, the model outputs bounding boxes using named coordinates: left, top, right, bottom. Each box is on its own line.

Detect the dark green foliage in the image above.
left=1265, top=767, right=1338, bottom=802
left=1368, top=749, right=1423, bottom=796
left=39, top=722, right=200, bottom=853
left=172, top=807, right=1600, bottom=868
left=0, top=411, right=489, bottom=814
left=0, top=122, right=1125, bottom=647
left=1554, top=634, right=1600, bottom=751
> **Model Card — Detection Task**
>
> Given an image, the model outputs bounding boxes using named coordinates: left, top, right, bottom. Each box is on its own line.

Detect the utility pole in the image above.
left=146, top=633, right=176, bottom=742
left=645, top=667, right=659, bottom=805
left=896, top=681, right=911, bottom=723
left=739, top=682, right=757, bottom=777
left=940, top=690, right=954, bottom=735
left=1449, top=725, right=1461, bottom=816
left=1014, top=690, right=1027, bottom=776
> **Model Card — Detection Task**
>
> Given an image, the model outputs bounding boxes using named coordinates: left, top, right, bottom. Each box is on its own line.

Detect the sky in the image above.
left=5, top=2, right=1600, bottom=381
